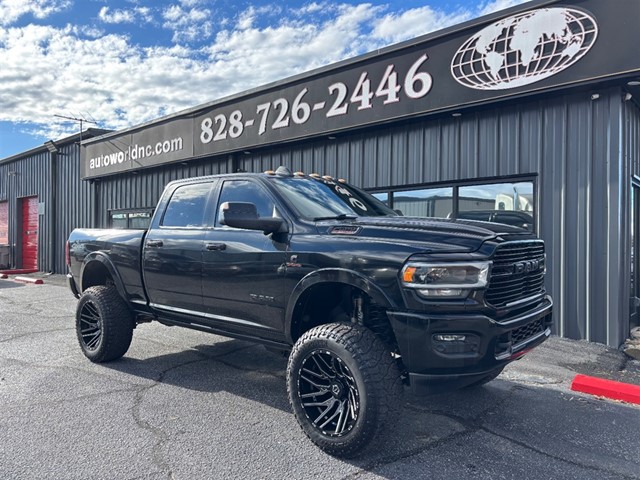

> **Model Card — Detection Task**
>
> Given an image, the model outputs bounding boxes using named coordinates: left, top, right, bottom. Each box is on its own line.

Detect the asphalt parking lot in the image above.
left=1, top=278, right=639, bottom=480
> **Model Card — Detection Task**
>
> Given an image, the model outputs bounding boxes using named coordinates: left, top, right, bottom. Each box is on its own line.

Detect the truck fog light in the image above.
left=434, top=334, right=466, bottom=342
left=417, top=288, right=467, bottom=298
left=432, top=333, right=480, bottom=355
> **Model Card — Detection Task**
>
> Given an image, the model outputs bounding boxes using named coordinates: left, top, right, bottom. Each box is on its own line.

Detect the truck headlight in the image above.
left=400, top=261, right=491, bottom=298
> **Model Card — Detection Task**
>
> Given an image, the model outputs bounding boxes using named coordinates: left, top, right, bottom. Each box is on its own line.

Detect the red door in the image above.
left=0, top=201, right=7, bottom=244
left=21, top=196, right=38, bottom=270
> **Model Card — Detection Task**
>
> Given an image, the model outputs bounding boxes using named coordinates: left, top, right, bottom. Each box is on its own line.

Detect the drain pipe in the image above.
left=44, top=140, right=58, bottom=273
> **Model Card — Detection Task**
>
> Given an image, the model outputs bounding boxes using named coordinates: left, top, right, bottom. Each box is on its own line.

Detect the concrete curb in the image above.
left=571, top=374, right=640, bottom=405
left=13, top=276, right=44, bottom=285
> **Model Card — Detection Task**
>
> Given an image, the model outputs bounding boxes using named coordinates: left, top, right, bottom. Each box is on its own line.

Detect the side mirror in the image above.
left=221, top=202, right=287, bottom=234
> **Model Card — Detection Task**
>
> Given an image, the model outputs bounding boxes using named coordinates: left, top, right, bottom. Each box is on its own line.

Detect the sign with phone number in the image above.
left=193, top=50, right=435, bottom=156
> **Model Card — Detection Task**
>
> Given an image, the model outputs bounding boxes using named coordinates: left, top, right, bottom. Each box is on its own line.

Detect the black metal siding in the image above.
left=236, top=87, right=629, bottom=346
left=95, top=156, right=230, bottom=227
left=1, top=87, right=635, bottom=348
left=0, top=151, right=51, bottom=272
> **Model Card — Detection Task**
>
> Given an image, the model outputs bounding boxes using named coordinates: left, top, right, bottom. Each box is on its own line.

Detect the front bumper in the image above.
left=387, top=295, right=553, bottom=395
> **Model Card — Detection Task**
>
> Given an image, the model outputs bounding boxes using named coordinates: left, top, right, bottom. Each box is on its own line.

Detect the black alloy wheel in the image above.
left=79, top=300, right=103, bottom=351
left=287, top=322, right=402, bottom=458
left=75, top=285, right=134, bottom=363
left=297, top=349, right=360, bottom=437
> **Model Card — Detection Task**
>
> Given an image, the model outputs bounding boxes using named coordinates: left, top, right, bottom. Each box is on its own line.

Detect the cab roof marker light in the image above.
left=310, top=173, right=321, bottom=178
left=294, top=171, right=305, bottom=176
left=264, top=170, right=275, bottom=175
left=338, top=179, right=347, bottom=183
left=322, top=175, right=334, bottom=180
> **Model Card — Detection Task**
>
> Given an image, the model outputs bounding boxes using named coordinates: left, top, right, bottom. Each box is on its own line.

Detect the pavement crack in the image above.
left=130, top=356, right=211, bottom=480
left=480, top=425, right=639, bottom=480
left=0, top=327, right=74, bottom=343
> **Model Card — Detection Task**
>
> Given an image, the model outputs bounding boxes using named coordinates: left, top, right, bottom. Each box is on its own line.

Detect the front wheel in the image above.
left=75, top=285, right=134, bottom=363
left=286, top=323, right=402, bottom=458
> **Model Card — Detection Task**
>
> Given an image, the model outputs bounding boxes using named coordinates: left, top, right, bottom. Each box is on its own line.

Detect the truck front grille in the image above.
left=486, top=241, right=545, bottom=308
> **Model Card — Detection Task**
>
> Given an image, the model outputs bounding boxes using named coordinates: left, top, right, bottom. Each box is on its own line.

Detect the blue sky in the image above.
left=0, top=0, right=528, bottom=159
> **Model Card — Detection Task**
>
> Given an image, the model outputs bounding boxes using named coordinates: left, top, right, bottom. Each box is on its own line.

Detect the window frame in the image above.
left=367, top=174, right=538, bottom=232
left=108, top=208, right=154, bottom=229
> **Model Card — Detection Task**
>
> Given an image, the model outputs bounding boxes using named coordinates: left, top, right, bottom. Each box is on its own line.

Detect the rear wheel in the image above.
left=287, top=322, right=402, bottom=457
left=75, top=285, right=133, bottom=363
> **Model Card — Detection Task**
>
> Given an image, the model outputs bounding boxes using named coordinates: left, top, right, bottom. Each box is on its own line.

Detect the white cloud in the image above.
left=479, top=0, right=532, bottom=16
left=372, top=6, right=472, bottom=44
left=162, top=4, right=212, bottom=43
left=0, top=0, right=71, bottom=26
left=98, top=6, right=154, bottom=25
left=0, top=1, right=537, bottom=143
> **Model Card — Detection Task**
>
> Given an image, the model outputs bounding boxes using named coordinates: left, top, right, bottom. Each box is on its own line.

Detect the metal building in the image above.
left=1, top=0, right=639, bottom=348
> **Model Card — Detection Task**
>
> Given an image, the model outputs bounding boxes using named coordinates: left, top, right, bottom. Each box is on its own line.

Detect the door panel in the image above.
left=202, top=228, right=287, bottom=335
left=143, top=228, right=206, bottom=312
left=143, top=182, right=214, bottom=314
left=21, top=196, right=38, bottom=270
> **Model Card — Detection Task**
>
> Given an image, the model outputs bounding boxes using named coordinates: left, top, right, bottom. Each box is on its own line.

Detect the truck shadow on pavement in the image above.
left=99, top=337, right=640, bottom=476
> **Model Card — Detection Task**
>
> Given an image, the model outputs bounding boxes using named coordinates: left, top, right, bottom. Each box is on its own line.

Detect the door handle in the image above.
left=146, top=239, right=164, bottom=247
left=206, top=243, right=226, bottom=251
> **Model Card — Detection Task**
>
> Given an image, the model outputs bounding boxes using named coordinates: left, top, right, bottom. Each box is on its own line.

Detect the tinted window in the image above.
left=393, top=187, right=453, bottom=218
left=459, top=182, right=534, bottom=231
left=162, top=183, right=211, bottom=228
left=129, top=212, right=152, bottom=229
left=271, top=177, right=396, bottom=219
left=111, top=213, right=128, bottom=229
left=216, top=180, right=275, bottom=226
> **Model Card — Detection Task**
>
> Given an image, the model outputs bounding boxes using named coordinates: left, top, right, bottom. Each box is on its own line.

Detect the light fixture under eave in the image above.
left=627, top=80, right=640, bottom=86
left=327, top=135, right=337, bottom=140
left=243, top=151, right=251, bottom=155
left=590, top=93, right=600, bottom=101
left=452, top=112, right=462, bottom=117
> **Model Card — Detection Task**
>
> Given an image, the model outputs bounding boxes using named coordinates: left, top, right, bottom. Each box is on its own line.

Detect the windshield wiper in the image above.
left=312, top=213, right=357, bottom=221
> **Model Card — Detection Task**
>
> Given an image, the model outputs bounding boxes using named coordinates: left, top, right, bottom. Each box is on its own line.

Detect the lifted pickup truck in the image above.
left=67, top=166, right=552, bottom=457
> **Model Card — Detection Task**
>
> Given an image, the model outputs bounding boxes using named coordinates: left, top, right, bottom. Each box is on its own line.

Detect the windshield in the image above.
left=270, top=176, right=397, bottom=219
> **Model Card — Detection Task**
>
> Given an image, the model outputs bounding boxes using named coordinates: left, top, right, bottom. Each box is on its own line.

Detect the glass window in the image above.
left=458, top=182, right=534, bottom=230
left=216, top=180, right=275, bottom=226
left=129, top=212, right=152, bottom=229
left=110, top=210, right=153, bottom=229
left=111, top=213, right=128, bottom=229
left=270, top=177, right=396, bottom=219
left=393, top=187, right=453, bottom=218
left=162, top=183, right=211, bottom=228
left=371, top=192, right=390, bottom=206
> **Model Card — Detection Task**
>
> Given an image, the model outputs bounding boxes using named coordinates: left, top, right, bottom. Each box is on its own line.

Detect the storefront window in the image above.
left=369, top=178, right=535, bottom=231
left=458, top=182, right=534, bottom=230
left=110, top=210, right=153, bottom=229
left=393, top=187, right=453, bottom=218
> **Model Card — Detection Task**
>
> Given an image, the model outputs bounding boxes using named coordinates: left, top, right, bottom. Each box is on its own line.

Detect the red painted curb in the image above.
left=571, top=374, right=640, bottom=405
left=0, top=269, right=38, bottom=275
left=13, top=276, right=44, bottom=285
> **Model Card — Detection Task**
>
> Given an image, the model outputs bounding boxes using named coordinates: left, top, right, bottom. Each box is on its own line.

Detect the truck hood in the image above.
left=322, top=216, right=534, bottom=253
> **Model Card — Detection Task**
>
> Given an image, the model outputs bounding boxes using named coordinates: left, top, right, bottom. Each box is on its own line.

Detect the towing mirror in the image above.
left=221, top=202, right=286, bottom=234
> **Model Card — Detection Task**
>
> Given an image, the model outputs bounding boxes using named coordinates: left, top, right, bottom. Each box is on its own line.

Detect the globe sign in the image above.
left=451, top=8, right=598, bottom=91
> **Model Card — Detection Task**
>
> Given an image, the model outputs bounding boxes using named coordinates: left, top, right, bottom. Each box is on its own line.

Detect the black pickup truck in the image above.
left=67, top=166, right=552, bottom=457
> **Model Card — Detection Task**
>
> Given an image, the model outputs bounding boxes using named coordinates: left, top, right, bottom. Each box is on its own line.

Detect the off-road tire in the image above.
left=75, top=285, right=134, bottom=363
left=287, top=322, right=403, bottom=458
left=464, top=366, right=504, bottom=388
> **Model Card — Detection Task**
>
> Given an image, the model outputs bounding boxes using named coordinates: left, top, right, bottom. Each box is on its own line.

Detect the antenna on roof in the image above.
left=53, top=113, right=98, bottom=147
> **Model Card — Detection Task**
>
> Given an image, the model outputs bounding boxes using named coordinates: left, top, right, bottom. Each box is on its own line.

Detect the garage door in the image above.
left=0, top=201, right=7, bottom=244
left=21, top=196, right=38, bottom=270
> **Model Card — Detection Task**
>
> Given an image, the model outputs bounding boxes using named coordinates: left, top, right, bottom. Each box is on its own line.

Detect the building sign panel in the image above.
left=81, top=0, right=640, bottom=179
